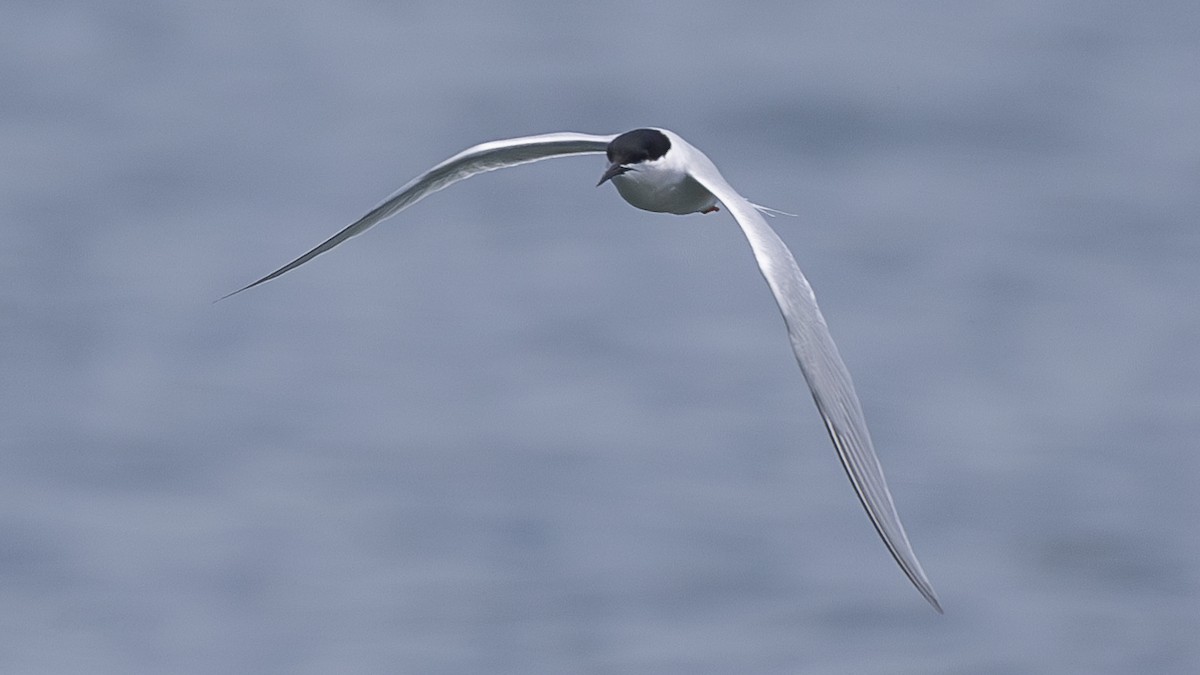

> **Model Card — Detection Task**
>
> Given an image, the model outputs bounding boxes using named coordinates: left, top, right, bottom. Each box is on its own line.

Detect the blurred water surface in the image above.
left=2, top=1, right=1197, bottom=673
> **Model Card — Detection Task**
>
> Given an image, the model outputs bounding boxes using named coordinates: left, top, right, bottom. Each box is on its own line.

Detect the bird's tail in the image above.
left=750, top=202, right=797, bottom=218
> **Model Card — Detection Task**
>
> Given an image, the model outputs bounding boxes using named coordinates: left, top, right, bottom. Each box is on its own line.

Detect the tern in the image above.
left=224, top=128, right=942, bottom=612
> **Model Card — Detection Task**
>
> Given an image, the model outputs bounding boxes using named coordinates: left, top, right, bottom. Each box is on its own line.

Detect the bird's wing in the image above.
left=683, top=145, right=943, bottom=613
left=221, top=132, right=616, bottom=299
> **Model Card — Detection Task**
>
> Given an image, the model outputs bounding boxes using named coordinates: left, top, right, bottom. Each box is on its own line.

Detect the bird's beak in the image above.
left=597, top=163, right=630, bottom=187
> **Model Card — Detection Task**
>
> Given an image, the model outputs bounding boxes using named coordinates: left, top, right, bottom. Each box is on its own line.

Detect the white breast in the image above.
left=611, top=159, right=718, bottom=215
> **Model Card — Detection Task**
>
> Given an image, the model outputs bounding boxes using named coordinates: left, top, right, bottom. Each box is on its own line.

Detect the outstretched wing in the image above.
left=679, top=136, right=943, bottom=613
left=221, top=132, right=615, bottom=299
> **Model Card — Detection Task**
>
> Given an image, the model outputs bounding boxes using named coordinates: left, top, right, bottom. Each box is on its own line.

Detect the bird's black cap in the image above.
left=598, top=128, right=671, bottom=185
left=605, top=128, right=671, bottom=165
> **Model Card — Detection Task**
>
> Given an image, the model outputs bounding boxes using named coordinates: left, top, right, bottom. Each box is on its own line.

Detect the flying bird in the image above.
left=223, top=128, right=942, bottom=612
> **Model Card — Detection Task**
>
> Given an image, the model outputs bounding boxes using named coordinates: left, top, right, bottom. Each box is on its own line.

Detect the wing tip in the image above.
left=916, top=581, right=944, bottom=614
left=889, top=540, right=944, bottom=613
left=214, top=274, right=274, bottom=303
left=819, top=419, right=944, bottom=613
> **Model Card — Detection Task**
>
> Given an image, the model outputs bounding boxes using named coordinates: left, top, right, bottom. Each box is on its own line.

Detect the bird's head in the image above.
left=597, top=128, right=671, bottom=186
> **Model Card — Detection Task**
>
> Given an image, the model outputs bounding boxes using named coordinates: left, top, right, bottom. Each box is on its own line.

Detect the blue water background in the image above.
left=2, top=2, right=1197, bottom=672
